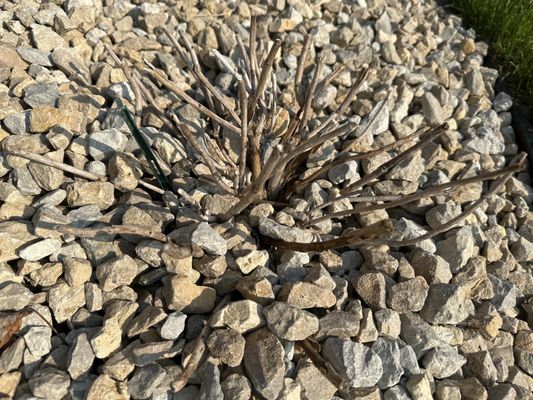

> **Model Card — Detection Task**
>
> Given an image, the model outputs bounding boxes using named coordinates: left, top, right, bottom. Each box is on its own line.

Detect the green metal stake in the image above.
left=121, top=106, right=172, bottom=191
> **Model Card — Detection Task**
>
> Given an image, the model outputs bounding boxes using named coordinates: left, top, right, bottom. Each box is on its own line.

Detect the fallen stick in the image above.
left=57, top=224, right=168, bottom=242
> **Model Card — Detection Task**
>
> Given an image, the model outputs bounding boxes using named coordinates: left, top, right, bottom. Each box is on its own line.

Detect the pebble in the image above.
left=164, top=276, right=216, bottom=313
left=387, top=276, right=429, bottom=313
left=211, top=300, right=265, bottom=334
left=207, top=328, right=245, bottom=367
left=96, top=255, right=139, bottom=292
left=159, top=311, right=187, bottom=340
left=221, top=374, right=252, bottom=400
left=0, top=281, right=33, bottom=311
left=263, top=301, right=319, bottom=340
left=422, top=345, right=467, bottom=378
left=68, top=332, right=95, bottom=380
left=190, top=222, right=227, bottom=256
left=28, top=367, right=71, bottom=400
left=128, top=363, right=166, bottom=399
left=322, top=337, right=383, bottom=387
left=243, top=328, right=286, bottom=400
left=372, top=337, right=404, bottom=389
left=18, top=238, right=62, bottom=261
left=419, top=283, right=470, bottom=324
left=88, top=129, right=128, bottom=161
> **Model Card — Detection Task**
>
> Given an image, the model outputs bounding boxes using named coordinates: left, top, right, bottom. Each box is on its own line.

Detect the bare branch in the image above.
left=294, top=33, right=313, bottom=102
left=248, top=39, right=282, bottom=120
left=238, top=80, right=249, bottom=189
left=6, top=149, right=106, bottom=182
left=298, top=52, right=325, bottom=138
left=308, top=153, right=527, bottom=225
left=57, top=224, right=168, bottom=242
left=316, top=123, right=448, bottom=211
left=170, top=114, right=236, bottom=194
left=144, top=64, right=241, bottom=134
left=171, top=295, right=231, bottom=392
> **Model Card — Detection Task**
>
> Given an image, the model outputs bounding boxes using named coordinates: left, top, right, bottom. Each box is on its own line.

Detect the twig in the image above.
left=5, top=149, right=106, bottom=181
left=251, top=112, right=266, bottom=180
left=248, top=39, right=282, bottom=120
left=169, top=114, right=236, bottom=194
left=249, top=15, right=259, bottom=89
left=172, top=295, right=231, bottom=392
left=294, top=33, right=313, bottom=102
left=238, top=80, right=249, bottom=189
left=144, top=65, right=241, bottom=134
left=316, top=123, right=447, bottom=211
left=260, top=220, right=394, bottom=251
left=166, top=28, right=242, bottom=126
left=57, top=224, right=167, bottom=242
left=219, top=147, right=282, bottom=221
left=298, top=52, right=325, bottom=138
left=308, top=152, right=527, bottom=225
left=57, top=224, right=168, bottom=242
left=281, top=125, right=427, bottom=200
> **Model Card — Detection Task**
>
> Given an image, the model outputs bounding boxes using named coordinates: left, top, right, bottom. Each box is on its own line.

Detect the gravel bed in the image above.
left=0, top=0, right=533, bottom=399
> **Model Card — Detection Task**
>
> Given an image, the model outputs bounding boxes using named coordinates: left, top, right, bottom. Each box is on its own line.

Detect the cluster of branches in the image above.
left=4, top=17, right=526, bottom=252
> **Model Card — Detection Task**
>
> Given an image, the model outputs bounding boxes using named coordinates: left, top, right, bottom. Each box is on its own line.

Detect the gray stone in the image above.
left=489, top=274, right=517, bottom=310
left=372, top=338, right=404, bottom=389
left=128, top=363, right=166, bottom=399
left=316, top=310, right=360, bottom=339
left=127, top=306, right=166, bottom=337
left=28, top=367, right=70, bottom=400
left=296, top=358, right=337, bottom=400
left=199, top=361, right=224, bottom=400
left=48, top=283, right=86, bottom=323
left=421, top=92, right=445, bottom=126
left=96, top=255, right=138, bottom=292
left=68, top=333, right=95, bottom=379
left=131, top=341, right=181, bottom=367
left=493, top=92, right=512, bottom=112
left=30, top=24, right=67, bottom=51
left=422, top=345, right=466, bottom=379
left=0, top=282, right=33, bottom=311
left=322, top=337, right=383, bottom=387
left=16, top=47, right=53, bottom=66
left=66, top=182, right=115, bottom=210
left=374, top=309, right=401, bottom=338
left=221, top=374, right=252, bottom=400
left=3, top=111, right=31, bottom=135
left=400, top=312, right=445, bottom=357
left=436, top=233, right=477, bottom=273
left=211, top=300, right=265, bottom=334
left=277, top=282, right=336, bottom=309
left=207, top=328, right=245, bottom=367
left=263, top=301, right=319, bottom=340
left=88, top=129, right=128, bottom=161
left=109, top=152, right=143, bottom=192
left=259, top=218, right=314, bottom=243
left=387, top=276, right=429, bottom=313
left=190, top=222, right=227, bottom=256
left=409, top=249, right=452, bottom=284
left=24, top=82, right=59, bottom=108
left=510, top=237, right=533, bottom=262
left=419, top=283, right=470, bottom=325
left=354, top=272, right=387, bottom=309
left=243, top=328, right=285, bottom=400
left=159, top=311, right=187, bottom=340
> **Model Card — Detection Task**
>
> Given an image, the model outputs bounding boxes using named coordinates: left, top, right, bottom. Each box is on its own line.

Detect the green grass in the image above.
left=449, top=0, right=533, bottom=111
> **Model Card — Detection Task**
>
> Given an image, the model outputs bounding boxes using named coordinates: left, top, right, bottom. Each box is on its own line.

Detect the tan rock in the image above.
left=164, top=276, right=216, bottom=313
left=66, top=182, right=115, bottom=209
left=0, top=44, right=27, bottom=69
